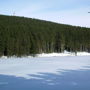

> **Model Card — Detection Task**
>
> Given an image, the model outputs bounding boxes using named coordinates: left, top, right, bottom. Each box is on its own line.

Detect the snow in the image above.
left=37, top=51, right=90, bottom=57
left=0, top=55, right=90, bottom=79
left=0, top=51, right=90, bottom=59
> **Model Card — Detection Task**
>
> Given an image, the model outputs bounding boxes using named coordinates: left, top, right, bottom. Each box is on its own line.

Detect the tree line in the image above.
left=0, top=15, right=90, bottom=56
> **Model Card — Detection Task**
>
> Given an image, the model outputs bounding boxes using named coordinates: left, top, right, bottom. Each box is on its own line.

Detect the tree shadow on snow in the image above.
left=0, top=69, right=90, bottom=90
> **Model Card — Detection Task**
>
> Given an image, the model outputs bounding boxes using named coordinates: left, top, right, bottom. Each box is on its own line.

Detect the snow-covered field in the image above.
left=1, top=51, right=90, bottom=59
left=0, top=54, right=90, bottom=90
left=37, top=51, right=90, bottom=57
left=0, top=55, right=90, bottom=79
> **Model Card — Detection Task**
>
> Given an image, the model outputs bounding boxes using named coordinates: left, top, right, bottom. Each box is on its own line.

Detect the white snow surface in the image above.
left=37, top=51, right=90, bottom=57
left=0, top=55, right=90, bottom=79
left=1, top=51, right=90, bottom=59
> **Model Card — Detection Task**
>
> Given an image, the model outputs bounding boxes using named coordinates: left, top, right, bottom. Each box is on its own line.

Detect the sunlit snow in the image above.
left=0, top=55, right=90, bottom=79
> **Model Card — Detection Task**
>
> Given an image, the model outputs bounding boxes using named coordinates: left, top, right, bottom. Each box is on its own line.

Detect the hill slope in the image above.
left=0, top=15, right=90, bottom=56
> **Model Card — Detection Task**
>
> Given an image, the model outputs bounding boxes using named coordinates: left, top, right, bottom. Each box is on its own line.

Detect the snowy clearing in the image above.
left=0, top=55, right=90, bottom=79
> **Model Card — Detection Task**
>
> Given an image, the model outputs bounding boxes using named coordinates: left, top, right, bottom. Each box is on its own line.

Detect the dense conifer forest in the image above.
left=0, top=15, right=90, bottom=56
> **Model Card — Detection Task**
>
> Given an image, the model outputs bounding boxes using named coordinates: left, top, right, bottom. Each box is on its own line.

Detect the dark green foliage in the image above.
left=0, top=14, right=90, bottom=56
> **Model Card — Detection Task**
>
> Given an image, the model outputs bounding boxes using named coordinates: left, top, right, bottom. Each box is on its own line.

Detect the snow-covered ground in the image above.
left=37, top=51, right=90, bottom=57
left=0, top=55, right=90, bottom=79
left=1, top=51, right=90, bottom=59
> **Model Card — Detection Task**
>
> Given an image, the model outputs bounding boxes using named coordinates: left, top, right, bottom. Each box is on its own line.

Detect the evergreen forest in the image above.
left=0, top=15, right=90, bottom=56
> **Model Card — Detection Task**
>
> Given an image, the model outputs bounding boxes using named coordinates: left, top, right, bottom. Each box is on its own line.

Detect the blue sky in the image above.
left=0, top=0, right=90, bottom=27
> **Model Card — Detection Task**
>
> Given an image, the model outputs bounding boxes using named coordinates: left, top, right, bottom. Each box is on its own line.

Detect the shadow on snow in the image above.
left=0, top=69, right=90, bottom=90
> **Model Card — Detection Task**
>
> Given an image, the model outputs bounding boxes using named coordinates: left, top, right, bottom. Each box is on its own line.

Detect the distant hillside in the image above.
left=0, top=15, right=90, bottom=56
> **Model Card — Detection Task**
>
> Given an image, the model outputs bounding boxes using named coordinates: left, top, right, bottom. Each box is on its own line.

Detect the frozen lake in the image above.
left=0, top=56, right=90, bottom=90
